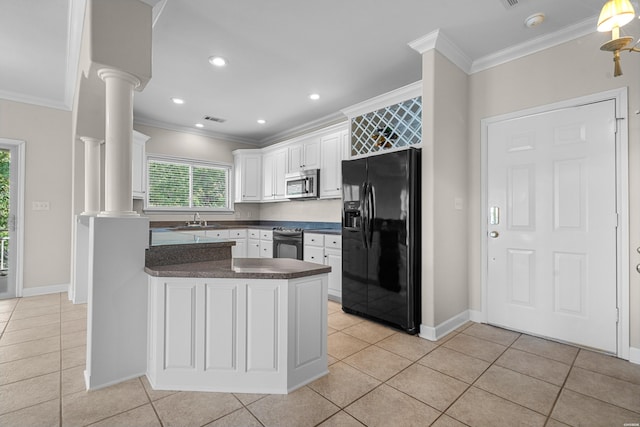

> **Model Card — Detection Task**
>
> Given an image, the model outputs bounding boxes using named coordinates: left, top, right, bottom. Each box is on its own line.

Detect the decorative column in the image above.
left=97, top=68, right=140, bottom=217
left=80, top=136, right=103, bottom=215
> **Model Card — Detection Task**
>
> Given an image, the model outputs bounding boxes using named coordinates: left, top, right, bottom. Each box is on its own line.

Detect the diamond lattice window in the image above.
left=350, top=96, right=422, bottom=157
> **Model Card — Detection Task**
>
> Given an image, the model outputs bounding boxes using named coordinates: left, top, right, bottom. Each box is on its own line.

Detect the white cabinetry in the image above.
left=288, top=138, right=320, bottom=172
left=304, top=233, right=342, bottom=301
left=234, top=151, right=262, bottom=202
left=229, top=229, right=247, bottom=258
left=132, top=130, right=149, bottom=199
left=147, top=274, right=329, bottom=394
left=260, top=229, right=273, bottom=258
left=319, top=130, right=349, bottom=199
left=262, top=148, right=287, bottom=201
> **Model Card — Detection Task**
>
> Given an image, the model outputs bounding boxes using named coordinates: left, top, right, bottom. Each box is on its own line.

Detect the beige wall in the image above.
left=0, top=99, right=73, bottom=289
left=467, top=23, right=640, bottom=347
left=421, top=50, right=470, bottom=327
left=259, top=199, right=342, bottom=222
left=133, top=124, right=261, bottom=223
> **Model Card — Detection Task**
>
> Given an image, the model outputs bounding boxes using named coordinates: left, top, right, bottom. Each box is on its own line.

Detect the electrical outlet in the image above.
left=32, top=201, right=50, bottom=211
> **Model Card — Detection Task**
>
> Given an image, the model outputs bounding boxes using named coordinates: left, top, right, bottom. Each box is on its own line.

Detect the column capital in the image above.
left=97, top=68, right=141, bottom=90
left=79, top=136, right=104, bottom=145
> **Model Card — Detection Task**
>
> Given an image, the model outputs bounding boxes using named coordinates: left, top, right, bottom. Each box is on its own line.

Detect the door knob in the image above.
left=489, top=231, right=499, bottom=238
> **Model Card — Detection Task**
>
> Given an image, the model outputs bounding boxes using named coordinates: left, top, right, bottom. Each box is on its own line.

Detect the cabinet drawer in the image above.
left=304, top=233, right=323, bottom=247
left=324, top=235, right=341, bottom=249
left=260, top=230, right=273, bottom=241
left=304, top=246, right=324, bottom=264
left=260, top=240, right=273, bottom=257
left=248, top=229, right=260, bottom=239
left=207, top=229, right=230, bottom=239
left=229, top=229, right=247, bottom=238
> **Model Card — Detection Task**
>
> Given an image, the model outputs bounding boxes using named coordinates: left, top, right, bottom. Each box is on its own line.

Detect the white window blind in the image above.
left=146, top=156, right=232, bottom=211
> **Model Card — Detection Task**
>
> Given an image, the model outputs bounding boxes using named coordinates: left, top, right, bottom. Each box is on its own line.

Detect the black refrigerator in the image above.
left=341, top=148, right=421, bottom=334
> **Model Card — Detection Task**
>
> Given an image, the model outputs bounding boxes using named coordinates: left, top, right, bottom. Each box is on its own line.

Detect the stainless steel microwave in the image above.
left=284, top=169, right=319, bottom=199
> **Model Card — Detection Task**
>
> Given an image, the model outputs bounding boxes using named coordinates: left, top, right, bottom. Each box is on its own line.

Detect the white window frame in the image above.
left=144, top=154, right=234, bottom=213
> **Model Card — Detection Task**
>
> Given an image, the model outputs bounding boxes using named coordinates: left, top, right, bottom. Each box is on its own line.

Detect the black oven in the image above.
left=272, top=227, right=303, bottom=260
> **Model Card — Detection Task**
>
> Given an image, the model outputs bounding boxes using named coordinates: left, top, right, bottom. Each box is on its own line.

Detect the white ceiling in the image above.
left=1, top=0, right=616, bottom=146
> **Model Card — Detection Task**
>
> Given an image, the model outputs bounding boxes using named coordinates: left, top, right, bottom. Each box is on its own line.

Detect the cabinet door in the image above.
left=232, top=238, right=247, bottom=258
left=132, top=131, right=149, bottom=199
left=320, top=132, right=341, bottom=198
left=324, top=247, right=342, bottom=300
left=240, top=154, right=262, bottom=201
left=273, top=149, right=287, bottom=199
left=304, top=246, right=324, bottom=264
left=260, top=240, right=273, bottom=258
left=288, top=139, right=320, bottom=172
left=304, top=233, right=323, bottom=247
left=247, top=239, right=260, bottom=257
left=262, top=152, right=275, bottom=200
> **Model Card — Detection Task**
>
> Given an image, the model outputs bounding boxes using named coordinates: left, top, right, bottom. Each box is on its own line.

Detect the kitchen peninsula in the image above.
left=145, top=231, right=331, bottom=394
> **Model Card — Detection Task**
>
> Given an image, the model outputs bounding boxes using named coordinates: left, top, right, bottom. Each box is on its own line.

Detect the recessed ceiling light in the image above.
left=195, top=123, right=204, bottom=128
left=257, top=119, right=266, bottom=124
left=171, top=97, right=185, bottom=105
left=309, top=93, right=320, bottom=100
left=208, top=56, right=227, bottom=67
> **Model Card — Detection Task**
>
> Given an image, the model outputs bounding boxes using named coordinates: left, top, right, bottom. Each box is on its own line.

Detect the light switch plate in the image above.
left=32, top=201, right=50, bottom=211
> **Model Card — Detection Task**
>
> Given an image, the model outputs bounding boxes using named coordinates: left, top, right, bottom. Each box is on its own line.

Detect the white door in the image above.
left=487, top=100, right=618, bottom=353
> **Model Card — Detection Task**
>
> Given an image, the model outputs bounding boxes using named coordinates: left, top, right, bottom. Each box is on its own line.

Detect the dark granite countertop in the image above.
left=305, top=229, right=341, bottom=235
left=145, top=258, right=331, bottom=280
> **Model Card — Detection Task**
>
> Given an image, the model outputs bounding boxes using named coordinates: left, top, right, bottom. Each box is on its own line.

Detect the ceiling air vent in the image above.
left=203, top=115, right=226, bottom=123
left=500, top=0, right=519, bottom=8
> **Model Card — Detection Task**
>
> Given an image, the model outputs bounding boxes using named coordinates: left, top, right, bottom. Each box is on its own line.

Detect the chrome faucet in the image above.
left=194, top=212, right=201, bottom=224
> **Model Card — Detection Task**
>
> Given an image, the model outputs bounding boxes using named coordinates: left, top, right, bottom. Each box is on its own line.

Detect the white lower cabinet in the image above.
left=259, top=229, right=273, bottom=258
left=147, top=274, right=329, bottom=394
left=304, top=233, right=342, bottom=301
left=229, top=229, right=247, bottom=258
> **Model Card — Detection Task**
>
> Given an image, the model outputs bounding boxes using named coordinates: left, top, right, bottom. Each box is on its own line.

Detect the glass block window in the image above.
left=351, top=96, right=422, bottom=157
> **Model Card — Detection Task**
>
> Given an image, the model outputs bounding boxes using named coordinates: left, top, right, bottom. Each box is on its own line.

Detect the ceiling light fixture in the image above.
left=309, top=93, right=320, bottom=100
left=171, top=97, right=185, bottom=105
left=597, top=0, right=640, bottom=76
left=257, top=119, right=266, bottom=124
left=195, top=123, right=204, bottom=128
left=208, top=56, right=227, bottom=67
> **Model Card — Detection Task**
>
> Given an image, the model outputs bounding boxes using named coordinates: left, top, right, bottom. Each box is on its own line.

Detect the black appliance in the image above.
left=341, top=149, right=421, bottom=334
left=272, top=227, right=304, bottom=260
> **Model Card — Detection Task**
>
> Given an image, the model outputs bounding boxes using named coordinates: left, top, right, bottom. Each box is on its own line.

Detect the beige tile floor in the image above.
left=1, top=293, right=639, bottom=426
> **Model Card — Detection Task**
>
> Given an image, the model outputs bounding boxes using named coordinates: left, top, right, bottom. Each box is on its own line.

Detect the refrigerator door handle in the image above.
left=361, top=182, right=369, bottom=249
left=368, top=183, right=375, bottom=247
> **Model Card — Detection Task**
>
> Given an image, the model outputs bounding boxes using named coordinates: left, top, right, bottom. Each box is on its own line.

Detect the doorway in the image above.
left=481, top=89, right=629, bottom=357
left=0, top=139, right=25, bottom=299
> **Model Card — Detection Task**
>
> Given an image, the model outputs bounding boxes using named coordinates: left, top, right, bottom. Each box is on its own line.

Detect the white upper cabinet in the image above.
left=319, top=130, right=347, bottom=199
left=234, top=150, right=262, bottom=202
left=288, top=138, right=320, bottom=172
left=132, top=130, right=150, bottom=199
left=262, top=148, right=287, bottom=201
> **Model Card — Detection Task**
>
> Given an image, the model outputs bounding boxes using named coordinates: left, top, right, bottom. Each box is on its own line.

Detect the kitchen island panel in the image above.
left=147, top=274, right=328, bottom=394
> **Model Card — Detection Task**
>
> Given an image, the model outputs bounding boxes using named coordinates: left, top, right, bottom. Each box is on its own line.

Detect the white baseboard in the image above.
left=468, top=309, right=483, bottom=323
left=21, top=283, right=70, bottom=297
left=629, top=347, right=640, bottom=365
left=419, top=310, right=474, bottom=341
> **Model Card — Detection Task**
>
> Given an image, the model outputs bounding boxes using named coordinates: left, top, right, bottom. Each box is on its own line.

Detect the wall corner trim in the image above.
left=419, top=310, right=473, bottom=341
left=629, top=347, right=640, bottom=365
left=408, top=29, right=473, bottom=75
left=21, top=283, right=70, bottom=298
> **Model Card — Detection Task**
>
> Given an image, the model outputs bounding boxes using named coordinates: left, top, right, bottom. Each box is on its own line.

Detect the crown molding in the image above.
left=470, top=16, right=597, bottom=74
left=409, top=29, right=473, bottom=74
left=133, top=116, right=261, bottom=146
left=0, top=90, right=71, bottom=111
left=258, top=111, right=347, bottom=146
left=340, top=81, right=422, bottom=118
left=408, top=16, right=598, bottom=76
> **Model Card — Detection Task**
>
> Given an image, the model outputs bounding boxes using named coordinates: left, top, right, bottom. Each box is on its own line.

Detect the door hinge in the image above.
left=615, top=117, right=625, bottom=134
left=616, top=307, right=620, bottom=323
